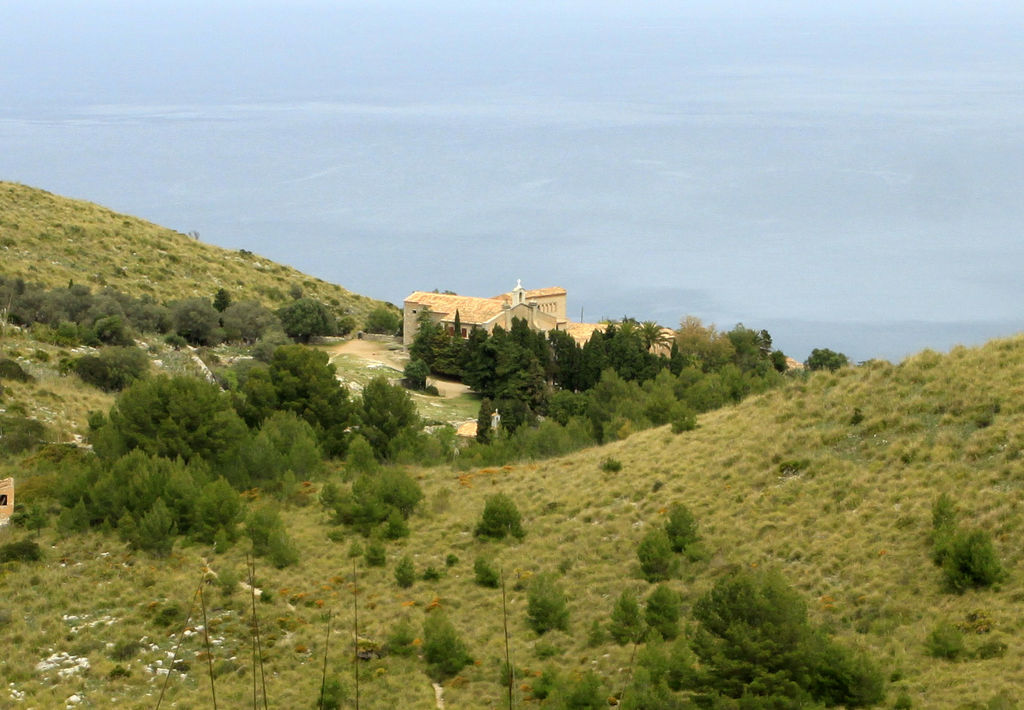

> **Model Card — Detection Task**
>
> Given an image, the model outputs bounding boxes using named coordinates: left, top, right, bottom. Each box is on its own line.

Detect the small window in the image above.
left=0, top=494, right=7, bottom=506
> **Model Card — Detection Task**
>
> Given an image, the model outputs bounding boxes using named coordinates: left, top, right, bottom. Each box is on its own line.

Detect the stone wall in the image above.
left=0, top=477, right=13, bottom=526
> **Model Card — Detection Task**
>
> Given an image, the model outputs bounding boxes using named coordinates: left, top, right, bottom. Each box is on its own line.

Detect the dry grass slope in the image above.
left=0, top=181, right=383, bottom=318
left=3, top=302, right=1024, bottom=703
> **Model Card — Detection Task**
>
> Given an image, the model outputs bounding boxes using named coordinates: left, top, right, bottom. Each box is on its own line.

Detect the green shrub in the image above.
left=383, top=508, right=410, bottom=539
left=637, top=528, right=676, bottom=582
left=670, top=406, right=697, bottom=433
left=135, top=499, right=177, bottom=557
left=318, top=678, right=347, bottom=710
left=387, top=616, right=417, bottom=657
left=526, top=573, right=569, bottom=635
left=395, top=555, right=415, bottom=588
left=474, top=556, right=500, bottom=588
left=56, top=498, right=89, bottom=535
left=245, top=506, right=298, bottom=567
left=530, top=667, right=559, bottom=700
left=107, top=663, right=130, bottom=680
left=345, top=434, right=379, bottom=474
left=555, top=670, right=606, bottom=710
left=925, top=621, right=965, bottom=660
left=163, top=333, right=187, bottom=349
left=600, top=457, right=622, bottom=473
left=687, top=569, right=884, bottom=707
left=445, top=553, right=459, bottom=567
left=266, top=526, right=299, bottom=568
left=645, top=584, right=682, bottom=640
left=893, top=691, right=913, bottom=709
left=73, top=346, right=149, bottom=391
left=0, top=539, right=43, bottom=563
left=326, top=469, right=423, bottom=535
left=0, top=415, right=48, bottom=454
left=194, top=477, right=242, bottom=545
left=586, top=619, right=607, bottom=647
left=217, top=566, right=240, bottom=596
left=153, top=603, right=183, bottom=628
left=986, top=691, right=1017, bottom=710
left=403, top=358, right=430, bottom=390
left=805, top=347, right=849, bottom=372
left=109, top=639, right=142, bottom=661
left=976, top=639, right=1008, bottom=659
left=475, top=493, right=525, bottom=540
left=422, top=566, right=442, bottom=581
left=364, top=539, right=386, bottom=567
left=422, top=612, right=472, bottom=680
left=663, top=503, right=700, bottom=554
left=942, top=528, right=1005, bottom=593
left=365, top=306, right=401, bottom=334
left=609, top=589, right=645, bottom=645
left=0, top=357, right=33, bottom=382
left=931, top=493, right=958, bottom=564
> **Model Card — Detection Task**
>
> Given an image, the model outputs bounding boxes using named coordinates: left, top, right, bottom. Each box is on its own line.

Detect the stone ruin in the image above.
left=0, top=477, right=13, bottom=526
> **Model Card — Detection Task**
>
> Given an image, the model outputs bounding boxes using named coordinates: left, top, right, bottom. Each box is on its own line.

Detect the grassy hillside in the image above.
left=3, top=336, right=1023, bottom=708
left=0, top=181, right=382, bottom=318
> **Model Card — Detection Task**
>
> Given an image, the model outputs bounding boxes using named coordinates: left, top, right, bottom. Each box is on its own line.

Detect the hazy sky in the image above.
left=2, top=1, right=1023, bottom=361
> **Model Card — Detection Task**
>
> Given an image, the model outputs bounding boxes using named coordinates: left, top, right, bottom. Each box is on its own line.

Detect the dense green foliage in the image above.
left=394, top=555, right=416, bottom=588
left=637, top=528, right=677, bottom=582
left=942, top=529, right=1005, bottom=593
left=526, top=573, right=570, bottom=634
left=320, top=469, right=423, bottom=536
left=422, top=612, right=472, bottom=680
left=0, top=414, right=48, bottom=454
left=412, top=313, right=786, bottom=448
left=1, top=275, right=170, bottom=345
left=806, top=347, right=850, bottom=372
left=358, top=376, right=421, bottom=460
left=236, top=345, right=356, bottom=457
left=474, top=493, right=525, bottom=540
left=0, top=357, right=34, bottom=382
left=276, top=297, right=337, bottom=342
left=73, top=346, right=149, bottom=392
left=684, top=569, right=885, bottom=707
left=609, top=589, right=645, bottom=645
left=645, top=584, right=682, bottom=640
left=473, top=556, right=500, bottom=588
left=364, top=305, right=401, bottom=334
left=663, top=503, right=700, bottom=555
left=94, top=375, right=248, bottom=467
left=246, top=506, right=299, bottom=568
left=0, top=539, right=43, bottom=563
left=930, top=494, right=1004, bottom=593
left=403, top=357, right=430, bottom=391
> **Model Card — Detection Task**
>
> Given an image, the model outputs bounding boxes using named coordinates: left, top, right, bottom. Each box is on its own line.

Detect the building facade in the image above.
left=404, top=281, right=592, bottom=345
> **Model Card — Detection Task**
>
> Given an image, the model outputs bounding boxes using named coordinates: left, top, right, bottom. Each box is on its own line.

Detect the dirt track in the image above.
left=323, top=338, right=470, bottom=398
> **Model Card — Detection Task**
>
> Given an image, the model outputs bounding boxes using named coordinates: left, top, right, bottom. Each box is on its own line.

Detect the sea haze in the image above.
left=2, top=0, right=1023, bottom=362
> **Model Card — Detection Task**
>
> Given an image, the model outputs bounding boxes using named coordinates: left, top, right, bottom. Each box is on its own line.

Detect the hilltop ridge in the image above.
left=0, top=181, right=382, bottom=318
left=1, top=181, right=1023, bottom=708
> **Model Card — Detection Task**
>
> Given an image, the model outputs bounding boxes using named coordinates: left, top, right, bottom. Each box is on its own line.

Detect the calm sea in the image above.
left=2, top=1, right=1023, bottom=361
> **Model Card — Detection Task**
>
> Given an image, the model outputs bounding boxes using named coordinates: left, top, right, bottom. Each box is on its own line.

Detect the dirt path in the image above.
left=322, top=337, right=408, bottom=370
left=321, top=337, right=471, bottom=399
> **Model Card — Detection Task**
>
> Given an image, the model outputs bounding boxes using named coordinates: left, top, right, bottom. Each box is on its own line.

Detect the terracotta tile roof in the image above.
left=404, top=291, right=505, bottom=325
left=564, top=322, right=606, bottom=344
left=494, top=286, right=567, bottom=301
left=456, top=420, right=478, bottom=438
